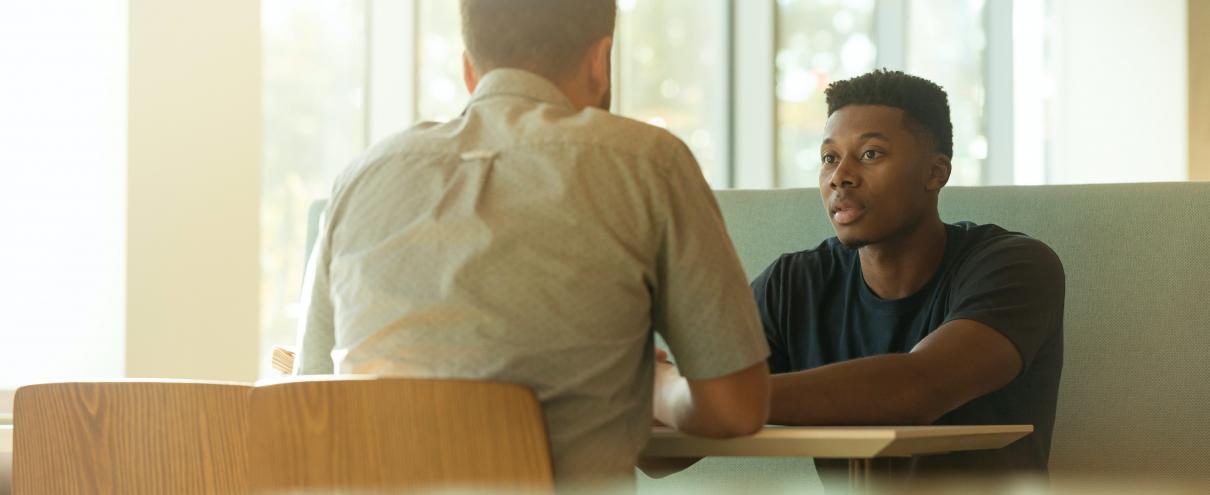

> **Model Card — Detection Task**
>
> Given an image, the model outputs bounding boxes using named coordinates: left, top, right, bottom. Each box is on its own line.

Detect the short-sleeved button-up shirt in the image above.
left=296, top=68, right=768, bottom=484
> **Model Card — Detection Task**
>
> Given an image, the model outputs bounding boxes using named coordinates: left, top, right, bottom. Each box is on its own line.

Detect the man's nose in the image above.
left=828, top=157, right=860, bottom=189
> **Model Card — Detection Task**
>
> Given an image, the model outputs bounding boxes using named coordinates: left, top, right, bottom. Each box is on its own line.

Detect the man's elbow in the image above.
left=696, top=403, right=767, bottom=438
left=908, top=408, right=944, bottom=427
left=904, top=383, right=961, bottom=426
left=725, top=409, right=768, bottom=437
left=682, top=360, right=770, bottom=437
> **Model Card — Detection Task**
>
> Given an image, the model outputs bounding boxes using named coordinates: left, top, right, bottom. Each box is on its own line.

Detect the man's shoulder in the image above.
left=328, top=121, right=447, bottom=190
left=946, top=223, right=1064, bottom=289
left=328, top=108, right=697, bottom=199
left=950, top=222, right=1061, bottom=267
left=552, top=108, right=694, bottom=165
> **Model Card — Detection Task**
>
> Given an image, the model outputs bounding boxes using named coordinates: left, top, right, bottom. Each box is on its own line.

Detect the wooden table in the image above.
left=642, top=424, right=1033, bottom=491
left=0, top=422, right=1030, bottom=494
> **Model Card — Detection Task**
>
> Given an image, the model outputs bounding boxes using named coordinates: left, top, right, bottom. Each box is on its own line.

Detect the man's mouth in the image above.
left=830, top=199, right=866, bottom=225
left=833, top=207, right=865, bottom=225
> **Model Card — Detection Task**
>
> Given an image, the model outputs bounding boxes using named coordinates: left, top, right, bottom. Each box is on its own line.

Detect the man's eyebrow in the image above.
left=822, top=132, right=892, bottom=146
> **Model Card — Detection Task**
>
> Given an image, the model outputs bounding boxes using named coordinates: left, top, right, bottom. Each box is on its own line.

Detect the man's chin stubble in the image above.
left=839, top=238, right=870, bottom=250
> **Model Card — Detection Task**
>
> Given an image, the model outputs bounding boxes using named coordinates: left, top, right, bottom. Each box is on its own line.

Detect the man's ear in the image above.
left=586, top=36, right=613, bottom=105
left=462, top=51, right=478, bottom=94
left=927, top=154, right=952, bottom=191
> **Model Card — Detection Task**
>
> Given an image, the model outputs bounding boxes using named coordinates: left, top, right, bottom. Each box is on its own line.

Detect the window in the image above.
left=261, top=0, right=368, bottom=375
left=416, top=0, right=465, bottom=122
left=776, top=0, right=878, bottom=187
left=0, top=0, right=127, bottom=389
left=615, top=0, right=730, bottom=185
left=775, top=0, right=988, bottom=187
left=905, top=0, right=988, bottom=185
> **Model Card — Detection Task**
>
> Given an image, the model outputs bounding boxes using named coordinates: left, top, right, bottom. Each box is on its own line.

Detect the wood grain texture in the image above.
left=12, top=381, right=251, bottom=494
left=248, top=376, right=554, bottom=494
left=1193, top=0, right=1210, bottom=180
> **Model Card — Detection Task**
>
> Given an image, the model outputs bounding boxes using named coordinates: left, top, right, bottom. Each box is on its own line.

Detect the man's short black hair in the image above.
left=461, top=0, right=617, bottom=83
left=825, top=69, right=954, bottom=159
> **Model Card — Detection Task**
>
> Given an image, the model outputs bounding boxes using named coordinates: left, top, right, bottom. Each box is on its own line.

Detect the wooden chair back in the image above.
left=12, top=380, right=250, bottom=494
left=247, top=376, right=553, bottom=494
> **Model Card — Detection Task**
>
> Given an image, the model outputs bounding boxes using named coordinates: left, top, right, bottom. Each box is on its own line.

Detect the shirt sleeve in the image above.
left=944, top=235, right=1065, bottom=370
left=751, top=259, right=793, bottom=374
left=294, top=207, right=336, bottom=375
left=650, top=139, right=770, bottom=380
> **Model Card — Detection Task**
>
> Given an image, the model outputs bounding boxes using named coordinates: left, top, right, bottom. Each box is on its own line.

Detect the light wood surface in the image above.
left=642, top=425, right=1033, bottom=459
left=1192, top=0, right=1210, bottom=180
left=247, top=376, right=554, bottom=494
left=12, top=380, right=251, bottom=494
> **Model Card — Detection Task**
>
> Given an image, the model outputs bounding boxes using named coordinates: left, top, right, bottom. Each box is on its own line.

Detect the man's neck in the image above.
left=858, top=216, right=948, bottom=300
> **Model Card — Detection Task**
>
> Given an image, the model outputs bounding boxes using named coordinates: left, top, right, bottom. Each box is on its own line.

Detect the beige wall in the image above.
left=126, top=0, right=261, bottom=381
left=1049, top=0, right=1188, bottom=184
left=1193, top=0, right=1210, bottom=181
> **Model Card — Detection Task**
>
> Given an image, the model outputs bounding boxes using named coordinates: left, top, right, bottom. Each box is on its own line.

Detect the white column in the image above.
left=126, top=0, right=261, bottom=381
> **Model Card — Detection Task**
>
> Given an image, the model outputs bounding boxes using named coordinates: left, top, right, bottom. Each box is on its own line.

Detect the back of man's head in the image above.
left=460, top=0, right=617, bottom=84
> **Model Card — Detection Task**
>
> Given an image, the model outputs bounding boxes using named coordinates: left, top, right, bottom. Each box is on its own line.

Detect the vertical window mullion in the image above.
left=874, top=0, right=906, bottom=71
left=367, top=0, right=418, bottom=144
left=732, top=0, right=777, bottom=188
left=984, top=0, right=1016, bottom=185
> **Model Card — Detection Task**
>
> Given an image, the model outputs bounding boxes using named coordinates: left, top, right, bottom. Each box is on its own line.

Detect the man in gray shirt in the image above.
left=295, top=0, right=770, bottom=487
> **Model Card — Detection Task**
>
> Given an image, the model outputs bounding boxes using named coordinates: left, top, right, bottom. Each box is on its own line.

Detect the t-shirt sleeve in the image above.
left=945, top=235, right=1065, bottom=369
left=651, top=139, right=770, bottom=380
left=751, top=259, right=793, bottom=374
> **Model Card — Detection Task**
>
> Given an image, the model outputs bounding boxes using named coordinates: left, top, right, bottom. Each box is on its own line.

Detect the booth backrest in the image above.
left=712, top=183, right=1210, bottom=479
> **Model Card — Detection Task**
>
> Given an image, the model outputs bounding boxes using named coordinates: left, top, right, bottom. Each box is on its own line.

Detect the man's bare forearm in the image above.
left=768, top=353, right=948, bottom=426
left=770, top=320, right=1024, bottom=426
left=654, top=361, right=770, bottom=437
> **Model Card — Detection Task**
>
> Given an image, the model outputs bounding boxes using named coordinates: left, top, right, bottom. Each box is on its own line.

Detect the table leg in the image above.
left=848, top=458, right=872, bottom=493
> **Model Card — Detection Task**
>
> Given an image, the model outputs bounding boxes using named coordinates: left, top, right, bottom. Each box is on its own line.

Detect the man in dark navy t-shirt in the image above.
left=752, top=70, right=1064, bottom=478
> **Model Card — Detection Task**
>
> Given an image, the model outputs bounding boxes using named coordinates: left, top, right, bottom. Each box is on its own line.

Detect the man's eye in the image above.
left=861, top=150, right=881, bottom=160
left=822, top=154, right=838, bottom=164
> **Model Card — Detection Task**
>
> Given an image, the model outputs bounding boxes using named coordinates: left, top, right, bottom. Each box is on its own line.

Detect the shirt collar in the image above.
left=465, top=68, right=576, bottom=111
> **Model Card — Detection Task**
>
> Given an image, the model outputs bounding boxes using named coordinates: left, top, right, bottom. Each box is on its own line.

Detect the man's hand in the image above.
left=652, top=349, right=683, bottom=407
left=652, top=348, right=675, bottom=427
left=645, top=348, right=702, bottom=477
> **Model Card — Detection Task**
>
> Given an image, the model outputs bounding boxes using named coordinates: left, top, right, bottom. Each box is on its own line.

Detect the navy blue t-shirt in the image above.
left=751, top=222, right=1064, bottom=476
